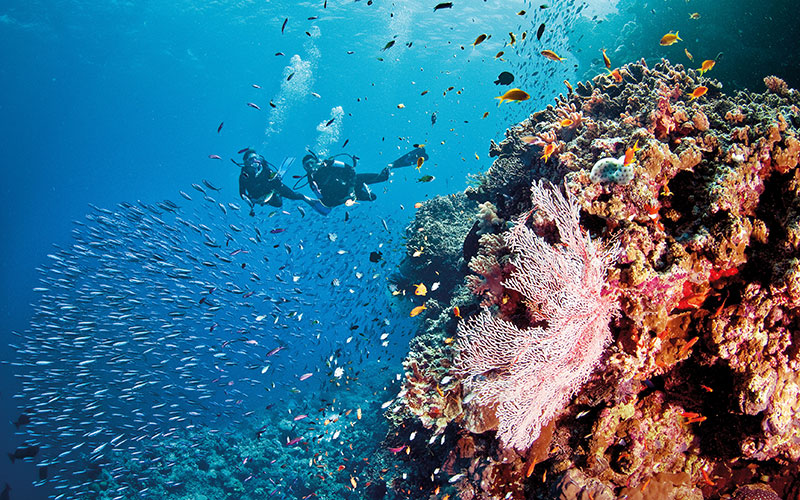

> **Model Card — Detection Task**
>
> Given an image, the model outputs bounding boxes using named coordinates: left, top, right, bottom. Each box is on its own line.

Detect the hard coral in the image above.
left=396, top=58, right=800, bottom=500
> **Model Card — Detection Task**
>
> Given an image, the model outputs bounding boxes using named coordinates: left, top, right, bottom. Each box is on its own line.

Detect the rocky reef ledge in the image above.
left=389, top=59, right=800, bottom=499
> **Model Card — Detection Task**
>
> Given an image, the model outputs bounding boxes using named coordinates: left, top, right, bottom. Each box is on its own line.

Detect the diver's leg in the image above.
left=356, top=171, right=389, bottom=185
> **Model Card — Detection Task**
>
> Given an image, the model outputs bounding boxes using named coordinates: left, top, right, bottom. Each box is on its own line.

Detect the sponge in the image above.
left=589, top=156, right=634, bottom=185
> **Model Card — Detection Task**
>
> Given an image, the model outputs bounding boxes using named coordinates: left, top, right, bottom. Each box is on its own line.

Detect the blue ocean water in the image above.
left=1, top=0, right=797, bottom=499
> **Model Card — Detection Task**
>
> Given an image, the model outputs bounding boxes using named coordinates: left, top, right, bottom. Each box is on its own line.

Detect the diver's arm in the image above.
left=275, top=182, right=308, bottom=201
left=239, top=175, right=249, bottom=200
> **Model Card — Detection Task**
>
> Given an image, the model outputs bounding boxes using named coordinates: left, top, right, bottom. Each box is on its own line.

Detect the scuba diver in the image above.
left=237, top=149, right=330, bottom=216
left=299, top=147, right=428, bottom=210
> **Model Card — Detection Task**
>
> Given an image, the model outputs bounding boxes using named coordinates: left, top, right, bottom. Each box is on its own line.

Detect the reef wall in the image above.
left=391, top=59, right=800, bottom=499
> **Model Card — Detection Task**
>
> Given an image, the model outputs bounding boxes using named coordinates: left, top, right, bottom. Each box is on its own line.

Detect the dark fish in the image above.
left=433, top=2, right=453, bottom=10
left=308, top=16, right=318, bottom=20
left=536, top=23, right=545, bottom=40
left=382, top=40, right=395, bottom=51
left=281, top=18, right=288, bottom=33
left=417, top=175, right=435, bottom=182
left=8, top=445, right=39, bottom=463
left=269, top=101, right=277, bottom=108
left=431, top=111, right=437, bottom=126
left=287, top=72, right=294, bottom=81
left=325, top=118, right=335, bottom=127
left=12, top=413, right=30, bottom=429
left=342, top=139, right=349, bottom=148
left=494, top=71, right=514, bottom=85
left=369, top=251, right=383, bottom=263
left=217, top=122, right=224, bottom=133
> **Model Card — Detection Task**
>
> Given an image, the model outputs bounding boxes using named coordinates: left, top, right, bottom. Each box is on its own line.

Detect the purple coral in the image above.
left=456, top=180, right=619, bottom=450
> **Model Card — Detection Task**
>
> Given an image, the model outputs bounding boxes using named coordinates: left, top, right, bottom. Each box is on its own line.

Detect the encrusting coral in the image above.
left=391, top=60, right=800, bottom=499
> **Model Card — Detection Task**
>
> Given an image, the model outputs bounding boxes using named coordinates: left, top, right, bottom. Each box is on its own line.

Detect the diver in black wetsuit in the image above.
left=238, top=149, right=329, bottom=216
left=300, top=147, right=428, bottom=210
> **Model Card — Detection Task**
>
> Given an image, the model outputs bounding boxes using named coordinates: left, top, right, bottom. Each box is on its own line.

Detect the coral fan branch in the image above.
left=456, top=180, right=618, bottom=450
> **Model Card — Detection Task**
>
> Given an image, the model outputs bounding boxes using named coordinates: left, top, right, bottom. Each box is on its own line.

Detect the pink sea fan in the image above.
left=456, top=180, right=619, bottom=450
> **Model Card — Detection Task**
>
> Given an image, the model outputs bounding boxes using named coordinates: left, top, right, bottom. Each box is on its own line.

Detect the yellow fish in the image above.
left=660, top=31, right=682, bottom=46
left=410, top=304, right=427, bottom=317
left=684, top=48, right=694, bottom=62
left=414, top=283, right=427, bottom=296
left=540, top=50, right=565, bottom=61
left=689, top=12, right=700, bottom=19
left=495, top=88, right=530, bottom=104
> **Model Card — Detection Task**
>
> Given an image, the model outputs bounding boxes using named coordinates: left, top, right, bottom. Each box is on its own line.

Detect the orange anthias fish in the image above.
left=414, top=283, right=427, bottom=296
left=541, top=143, right=556, bottom=162
left=495, top=88, right=530, bottom=104
left=689, top=86, right=708, bottom=100
left=559, top=118, right=573, bottom=127
left=540, top=50, right=565, bottom=62
left=659, top=31, right=682, bottom=46
left=623, top=139, right=640, bottom=166
left=453, top=306, right=461, bottom=318
left=472, top=33, right=488, bottom=46
left=520, top=136, right=537, bottom=144
left=609, top=68, right=623, bottom=82
left=698, top=59, right=715, bottom=75
left=601, top=48, right=611, bottom=69
left=410, top=304, right=427, bottom=317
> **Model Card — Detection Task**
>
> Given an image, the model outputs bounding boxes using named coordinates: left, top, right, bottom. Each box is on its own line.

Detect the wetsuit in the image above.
left=305, top=157, right=389, bottom=207
left=239, top=152, right=307, bottom=208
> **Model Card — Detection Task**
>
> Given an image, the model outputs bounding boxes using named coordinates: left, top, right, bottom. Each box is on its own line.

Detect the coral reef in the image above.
left=457, top=181, right=618, bottom=450
left=396, top=193, right=478, bottom=302
left=393, top=59, right=800, bottom=499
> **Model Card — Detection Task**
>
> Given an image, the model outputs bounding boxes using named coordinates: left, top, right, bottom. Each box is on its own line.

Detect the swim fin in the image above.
left=388, top=147, right=429, bottom=169
left=309, top=199, right=332, bottom=216
left=277, top=157, right=295, bottom=179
